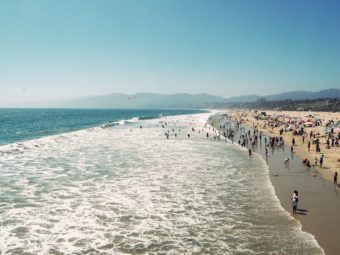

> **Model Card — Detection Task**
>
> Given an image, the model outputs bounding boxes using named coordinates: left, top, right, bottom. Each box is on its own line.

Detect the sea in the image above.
left=0, top=109, right=324, bottom=254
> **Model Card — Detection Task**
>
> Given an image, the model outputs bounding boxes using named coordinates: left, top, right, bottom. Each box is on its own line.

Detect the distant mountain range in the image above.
left=26, top=88, right=340, bottom=109
left=225, top=89, right=340, bottom=102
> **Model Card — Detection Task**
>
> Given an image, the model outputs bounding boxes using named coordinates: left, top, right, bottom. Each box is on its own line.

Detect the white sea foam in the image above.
left=0, top=113, right=324, bottom=254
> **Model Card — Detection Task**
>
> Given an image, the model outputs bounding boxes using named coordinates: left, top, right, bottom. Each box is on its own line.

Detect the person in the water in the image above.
left=284, top=158, right=289, bottom=166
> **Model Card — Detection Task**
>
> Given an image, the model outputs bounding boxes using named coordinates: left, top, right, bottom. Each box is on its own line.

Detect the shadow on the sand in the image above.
left=296, top=208, right=308, bottom=215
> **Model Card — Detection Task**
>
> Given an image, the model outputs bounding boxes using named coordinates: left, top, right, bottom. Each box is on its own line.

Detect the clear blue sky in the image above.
left=1, top=0, right=340, bottom=104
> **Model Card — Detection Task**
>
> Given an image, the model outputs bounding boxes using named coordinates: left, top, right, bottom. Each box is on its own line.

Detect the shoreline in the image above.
left=210, top=111, right=340, bottom=255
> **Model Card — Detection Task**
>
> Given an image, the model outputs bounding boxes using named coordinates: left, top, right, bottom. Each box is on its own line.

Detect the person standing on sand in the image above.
left=307, top=141, right=311, bottom=152
left=334, top=172, right=338, bottom=185
left=320, top=154, right=324, bottom=167
left=292, top=190, right=298, bottom=214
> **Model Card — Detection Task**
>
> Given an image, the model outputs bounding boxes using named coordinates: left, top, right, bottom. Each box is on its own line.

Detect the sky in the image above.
left=1, top=0, right=340, bottom=105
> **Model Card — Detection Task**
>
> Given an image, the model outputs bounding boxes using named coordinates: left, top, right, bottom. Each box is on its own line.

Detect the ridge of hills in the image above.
left=14, top=88, right=340, bottom=109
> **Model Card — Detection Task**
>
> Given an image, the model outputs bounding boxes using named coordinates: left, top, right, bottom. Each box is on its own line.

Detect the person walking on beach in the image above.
left=319, top=154, right=324, bottom=167
left=307, top=141, right=311, bottom=152
left=315, top=142, right=318, bottom=152
left=292, top=190, right=298, bottom=214
left=334, top=171, right=338, bottom=185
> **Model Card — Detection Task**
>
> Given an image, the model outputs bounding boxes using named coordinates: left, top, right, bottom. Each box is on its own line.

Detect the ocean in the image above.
left=0, top=108, right=204, bottom=145
left=0, top=109, right=323, bottom=254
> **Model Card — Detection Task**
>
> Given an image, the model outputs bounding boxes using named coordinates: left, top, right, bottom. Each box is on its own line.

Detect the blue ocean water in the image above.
left=0, top=108, right=204, bottom=145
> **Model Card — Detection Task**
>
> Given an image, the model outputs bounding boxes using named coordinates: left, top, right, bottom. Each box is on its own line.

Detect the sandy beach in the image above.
left=228, top=110, right=340, bottom=181
left=211, top=110, right=340, bottom=255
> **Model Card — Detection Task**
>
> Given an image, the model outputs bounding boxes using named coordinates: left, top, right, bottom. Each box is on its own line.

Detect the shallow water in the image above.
left=0, top=113, right=324, bottom=254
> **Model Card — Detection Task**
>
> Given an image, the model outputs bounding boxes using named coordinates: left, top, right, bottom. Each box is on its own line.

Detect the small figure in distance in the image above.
left=292, top=190, right=298, bottom=214
left=319, top=154, right=324, bottom=168
left=334, top=171, right=338, bottom=185
left=284, top=158, right=289, bottom=166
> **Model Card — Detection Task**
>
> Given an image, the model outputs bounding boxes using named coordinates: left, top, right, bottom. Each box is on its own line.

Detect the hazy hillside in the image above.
left=225, top=88, right=340, bottom=102
left=225, top=94, right=261, bottom=103
left=265, top=89, right=340, bottom=101
left=21, top=89, right=340, bottom=109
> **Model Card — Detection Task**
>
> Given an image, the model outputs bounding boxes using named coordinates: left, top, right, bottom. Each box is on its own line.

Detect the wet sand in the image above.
left=211, top=112, right=340, bottom=255
left=257, top=137, right=340, bottom=255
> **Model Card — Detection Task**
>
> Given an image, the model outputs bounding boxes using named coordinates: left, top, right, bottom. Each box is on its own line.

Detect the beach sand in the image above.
left=229, top=110, right=340, bottom=181
left=211, top=111, right=340, bottom=255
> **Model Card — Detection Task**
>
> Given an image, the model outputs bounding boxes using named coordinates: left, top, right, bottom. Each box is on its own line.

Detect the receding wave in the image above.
left=139, top=116, right=158, bottom=120
left=101, top=117, right=140, bottom=128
